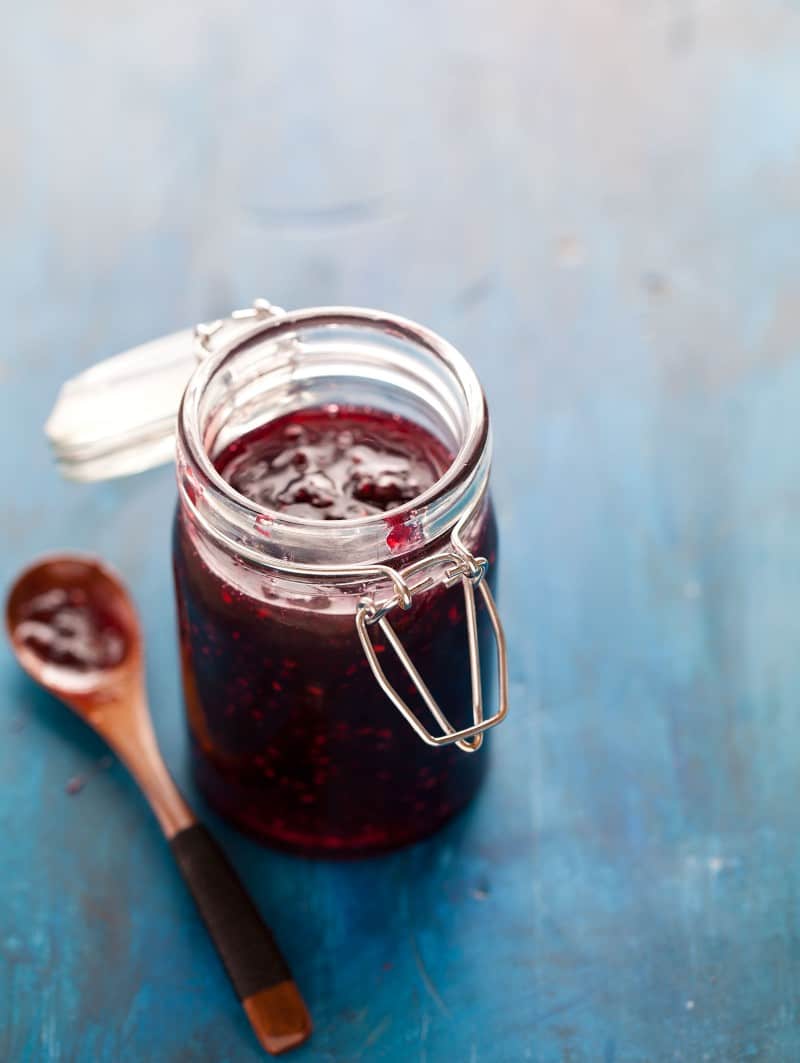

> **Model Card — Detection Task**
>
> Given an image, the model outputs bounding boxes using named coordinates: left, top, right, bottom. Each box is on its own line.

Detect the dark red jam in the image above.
left=16, top=587, right=128, bottom=671
left=173, top=405, right=497, bottom=856
left=218, top=406, right=448, bottom=520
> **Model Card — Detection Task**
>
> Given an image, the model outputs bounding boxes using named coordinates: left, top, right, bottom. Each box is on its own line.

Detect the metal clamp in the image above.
left=193, top=299, right=287, bottom=357
left=355, top=518, right=509, bottom=753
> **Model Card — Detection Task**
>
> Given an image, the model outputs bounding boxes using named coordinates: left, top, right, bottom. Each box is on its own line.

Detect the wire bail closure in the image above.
left=355, top=515, right=509, bottom=753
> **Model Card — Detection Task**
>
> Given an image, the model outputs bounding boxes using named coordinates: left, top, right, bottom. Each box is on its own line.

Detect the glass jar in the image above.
left=171, top=306, right=507, bottom=856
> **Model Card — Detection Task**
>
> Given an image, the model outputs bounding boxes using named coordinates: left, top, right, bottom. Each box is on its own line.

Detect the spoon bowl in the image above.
left=6, top=554, right=138, bottom=697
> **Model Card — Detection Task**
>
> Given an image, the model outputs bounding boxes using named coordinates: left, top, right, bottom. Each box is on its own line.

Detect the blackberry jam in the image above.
left=173, top=307, right=506, bottom=856
left=15, top=586, right=128, bottom=671
left=217, top=406, right=450, bottom=521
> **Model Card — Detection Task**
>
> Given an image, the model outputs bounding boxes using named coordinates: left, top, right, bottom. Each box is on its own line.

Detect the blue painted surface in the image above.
left=4, top=3, right=800, bottom=1060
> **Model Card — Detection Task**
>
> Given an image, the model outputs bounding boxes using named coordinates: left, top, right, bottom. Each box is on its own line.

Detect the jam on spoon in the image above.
left=14, top=586, right=128, bottom=671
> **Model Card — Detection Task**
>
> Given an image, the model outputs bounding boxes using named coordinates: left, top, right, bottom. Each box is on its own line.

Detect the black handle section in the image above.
left=170, top=823, right=292, bottom=1001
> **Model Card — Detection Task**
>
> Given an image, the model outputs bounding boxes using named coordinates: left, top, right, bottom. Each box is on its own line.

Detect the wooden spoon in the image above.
left=5, top=554, right=312, bottom=1056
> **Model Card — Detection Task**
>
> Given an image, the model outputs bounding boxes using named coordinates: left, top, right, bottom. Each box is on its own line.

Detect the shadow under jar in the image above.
left=173, top=308, right=507, bottom=857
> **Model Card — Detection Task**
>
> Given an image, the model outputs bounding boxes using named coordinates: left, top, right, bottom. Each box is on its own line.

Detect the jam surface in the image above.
left=16, top=587, right=128, bottom=671
left=174, top=405, right=497, bottom=856
left=217, top=405, right=451, bottom=520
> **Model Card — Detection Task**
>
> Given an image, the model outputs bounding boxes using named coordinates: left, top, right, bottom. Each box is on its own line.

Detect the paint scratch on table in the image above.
left=357, top=1015, right=391, bottom=1056
left=454, top=275, right=495, bottom=310
left=419, top=1011, right=430, bottom=1063
left=533, top=991, right=592, bottom=1027
left=243, top=196, right=390, bottom=231
left=411, top=934, right=451, bottom=1017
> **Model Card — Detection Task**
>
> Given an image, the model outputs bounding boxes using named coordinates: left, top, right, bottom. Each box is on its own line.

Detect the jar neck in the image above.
left=176, top=307, right=491, bottom=573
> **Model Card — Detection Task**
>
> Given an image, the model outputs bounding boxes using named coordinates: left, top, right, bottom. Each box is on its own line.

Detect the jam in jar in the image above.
left=173, top=308, right=506, bottom=856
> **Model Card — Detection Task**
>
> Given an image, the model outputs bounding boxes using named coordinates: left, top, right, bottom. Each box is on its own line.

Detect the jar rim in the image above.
left=177, top=306, right=490, bottom=567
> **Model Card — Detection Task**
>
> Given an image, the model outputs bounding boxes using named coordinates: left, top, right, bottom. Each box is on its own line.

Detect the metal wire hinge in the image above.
left=193, top=299, right=287, bottom=357
left=355, top=543, right=509, bottom=753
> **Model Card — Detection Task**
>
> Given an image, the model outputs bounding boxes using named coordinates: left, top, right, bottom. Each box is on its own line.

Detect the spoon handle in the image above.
left=170, top=824, right=312, bottom=1056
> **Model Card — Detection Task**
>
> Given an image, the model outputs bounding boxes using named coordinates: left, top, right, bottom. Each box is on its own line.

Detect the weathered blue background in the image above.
left=3, top=3, right=800, bottom=1060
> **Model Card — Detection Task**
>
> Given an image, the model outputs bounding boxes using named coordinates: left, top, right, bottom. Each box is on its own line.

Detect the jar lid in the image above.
left=45, top=301, right=284, bottom=481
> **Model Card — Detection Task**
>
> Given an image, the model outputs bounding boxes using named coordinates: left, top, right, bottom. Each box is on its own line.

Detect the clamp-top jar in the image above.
left=172, top=305, right=507, bottom=855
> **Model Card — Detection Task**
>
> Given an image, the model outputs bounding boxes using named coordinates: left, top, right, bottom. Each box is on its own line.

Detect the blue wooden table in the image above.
left=4, top=3, right=800, bottom=1060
